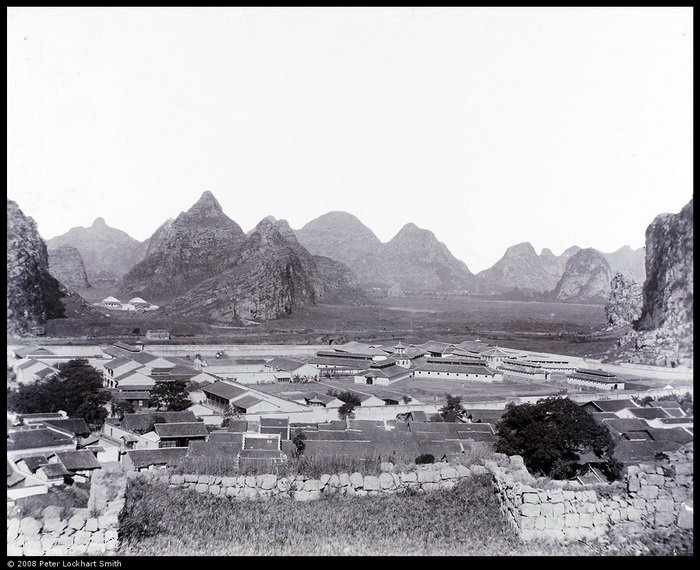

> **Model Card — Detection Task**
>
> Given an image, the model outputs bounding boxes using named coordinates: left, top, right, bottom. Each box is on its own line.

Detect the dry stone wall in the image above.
left=489, top=445, right=693, bottom=543
left=151, top=460, right=492, bottom=502
left=7, top=467, right=127, bottom=556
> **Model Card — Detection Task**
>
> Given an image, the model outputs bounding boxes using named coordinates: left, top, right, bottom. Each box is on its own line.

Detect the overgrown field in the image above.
left=118, top=474, right=595, bottom=556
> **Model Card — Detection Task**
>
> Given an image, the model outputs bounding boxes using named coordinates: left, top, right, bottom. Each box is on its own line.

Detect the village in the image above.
left=6, top=335, right=693, bottom=497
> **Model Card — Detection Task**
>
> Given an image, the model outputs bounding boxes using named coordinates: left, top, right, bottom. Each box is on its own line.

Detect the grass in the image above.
left=15, top=481, right=90, bottom=519
left=118, top=472, right=694, bottom=557
left=172, top=454, right=391, bottom=478
left=118, top=473, right=591, bottom=556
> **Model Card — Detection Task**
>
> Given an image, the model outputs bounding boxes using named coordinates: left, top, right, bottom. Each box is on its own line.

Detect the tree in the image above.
left=439, top=394, right=467, bottom=422
left=292, top=429, right=306, bottom=458
left=111, top=400, right=135, bottom=419
left=148, top=380, right=191, bottom=411
left=328, top=390, right=363, bottom=420
left=7, top=358, right=111, bottom=428
left=494, top=397, right=617, bottom=480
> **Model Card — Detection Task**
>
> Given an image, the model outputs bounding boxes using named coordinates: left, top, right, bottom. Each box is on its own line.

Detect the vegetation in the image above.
left=415, top=454, right=435, bottom=465
left=16, top=481, right=90, bottom=520
left=119, top=474, right=507, bottom=555
left=7, top=359, right=111, bottom=428
left=436, top=394, right=467, bottom=422
left=291, top=429, right=306, bottom=458
left=118, top=473, right=656, bottom=556
left=328, top=389, right=363, bottom=420
left=148, top=380, right=191, bottom=411
left=110, top=400, right=135, bottom=418
left=494, top=397, right=619, bottom=480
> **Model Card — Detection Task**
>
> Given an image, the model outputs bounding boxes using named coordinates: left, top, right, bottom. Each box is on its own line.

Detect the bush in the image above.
left=415, top=454, right=435, bottom=465
left=494, top=397, right=617, bottom=480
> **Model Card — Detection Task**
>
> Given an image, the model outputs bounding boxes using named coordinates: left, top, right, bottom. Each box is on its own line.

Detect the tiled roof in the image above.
left=232, top=395, right=265, bottom=410
left=646, top=427, right=694, bottom=444
left=34, top=367, right=58, bottom=379
left=581, top=400, right=639, bottom=413
left=309, top=356, right=375, bottom=368
left=119, top=411, right=197, bottom=433
left=208, top=432, right=244, bottom=444
left=154, top=422, right=209, bottom=439
left=615, top=440, right=683, bottom=463
left=569, top=371, right=620, bottom=383
left=357, top=364, right=410, bottom=379
left=55, top=450, right=102, bottom=471
left=42, top=419, right=91, bottom=437
left=19, top=455, right=49, bottom=472
left=14, top=346, right=54, bottom=358
left=603, top=418, right=650, bottom=435
left=17, top=412, right=65, bottom=421
left=7, top=428, right=74, bottom=451
left=260, top=417, right=289, bottom=427
left=413, top=363, right=496, bottom=375
left=414, top=341, right=453, bottom=354
left=39, top=463, right=70, bottom=479
left=187, top=442, right=242, bottom=457
left=111, top=390, right=152, bottom=401
left=227, top=420, right=249, bottom=433
left=304, top=393, right=337, bottom=405
left=126, top=447, right=188, bottom=469
left=627, top=408, right=670, bottom=420
left=202, top=381, right=248, bottom=401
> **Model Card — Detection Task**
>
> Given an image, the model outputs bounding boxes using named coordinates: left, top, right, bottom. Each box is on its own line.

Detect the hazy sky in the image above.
left=7, top=7, right=693, bottom=272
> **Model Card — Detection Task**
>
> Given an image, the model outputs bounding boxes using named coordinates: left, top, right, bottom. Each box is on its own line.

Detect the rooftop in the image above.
left=55, top=450, right=102, bottom=471
left=154, top=422, right=209, bottom=439
left=125, top=447, right=188, bottom=469
left=202, top=381, right=249, bottom=401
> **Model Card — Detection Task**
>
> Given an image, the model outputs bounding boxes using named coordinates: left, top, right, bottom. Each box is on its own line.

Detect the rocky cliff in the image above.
left=121, top=191, right=247, bottom=302
left=46, top=217, right=146, bottom=282
left=158, top=217, right=364, bottom=323
left=553, top=248, right=612, bottom=303
left=605, top=273, right=643, bottom=328
left=637, top=200, right=693, bottom=333
left=7, top=200, right=65, bottom=336
left=48, top=245, right=90, bottom=290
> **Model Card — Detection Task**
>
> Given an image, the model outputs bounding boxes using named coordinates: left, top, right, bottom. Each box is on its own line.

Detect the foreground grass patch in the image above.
left=119, top=474, right=597, bottom=556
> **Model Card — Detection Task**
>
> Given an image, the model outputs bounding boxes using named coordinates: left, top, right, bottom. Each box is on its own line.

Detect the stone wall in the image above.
left=7, top=466, right=127, bottom=556
left=150, top=460, right=492, bottom=502
left=489, top=445, right=693, bottom=543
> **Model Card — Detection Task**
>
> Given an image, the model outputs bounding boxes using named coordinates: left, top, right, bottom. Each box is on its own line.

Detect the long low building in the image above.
left=497, top=359, right=548, bottom=381
left=411, top=358, right=502, bottom=382
left=567, top=369, right=625, bottom=391
left=353, top=359, right=412, bottom=386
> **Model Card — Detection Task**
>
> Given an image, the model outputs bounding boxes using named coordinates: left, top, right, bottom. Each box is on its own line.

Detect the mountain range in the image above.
left=24, top=192, right=649, bottom=328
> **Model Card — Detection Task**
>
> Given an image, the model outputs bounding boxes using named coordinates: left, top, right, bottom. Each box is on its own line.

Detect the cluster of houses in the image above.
left=94, top=296, right=159, bottom=312
left=7, top=411, right=118, bottom=500
left=6, top=336, right=693, bottom=493
left=307, top=339, right=624, bottom=390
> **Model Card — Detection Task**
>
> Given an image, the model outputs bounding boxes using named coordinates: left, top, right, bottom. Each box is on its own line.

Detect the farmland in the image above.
left=36, top=293, right=619, bottom=360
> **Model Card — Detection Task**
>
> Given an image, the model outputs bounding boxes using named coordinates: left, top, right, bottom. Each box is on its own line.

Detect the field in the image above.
left=284, top=377, right=563, bottom=404
left=117, top=474, right=691, bottom=557
left=36, top=294, right=620, bottom=360
left=118, top=474, right=580, bottom=556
